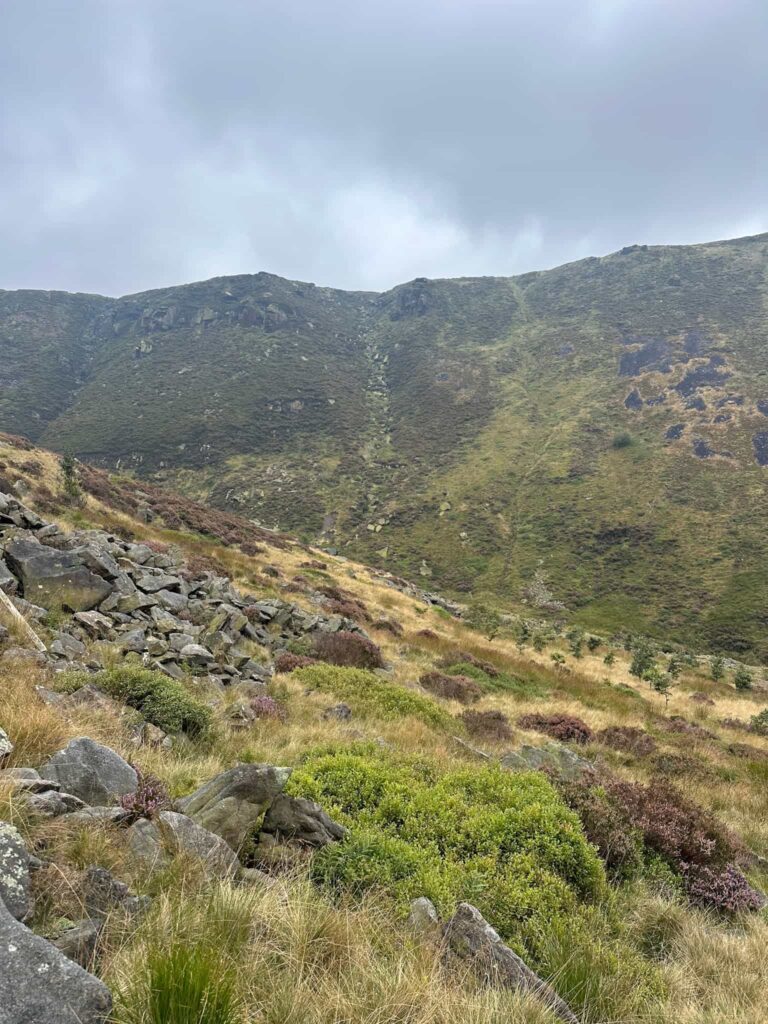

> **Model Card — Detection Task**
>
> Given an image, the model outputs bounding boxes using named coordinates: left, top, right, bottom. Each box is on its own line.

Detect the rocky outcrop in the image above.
left=0, top=897, right=112, bottom=1024
left=177, top=763, right=291, bottom=851
left=444, top=903, right=580, bottom=1024
left=41, top=738, right=138, bottom=806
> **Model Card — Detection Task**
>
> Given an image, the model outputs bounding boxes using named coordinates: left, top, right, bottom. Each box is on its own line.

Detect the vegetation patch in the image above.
left=56, top=666, right=212, bottom=737
left=517, top=712, right=593, bottom=744
left=418, top=670, right=482, bottom=704
left=459, top=708, right=513, bottom=742
left=289, top=745, right=605, bottom=957
left=311, top=630, right=385, bottom=670
left=294, top=665, right=452, bottom=728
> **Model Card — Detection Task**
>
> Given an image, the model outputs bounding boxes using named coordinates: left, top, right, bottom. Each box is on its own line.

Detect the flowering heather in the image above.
left=120, top=768, right=171, bottom=823
left=517, top=712, right=593, bottom=744
left=250, top=694, right=287, bottom=722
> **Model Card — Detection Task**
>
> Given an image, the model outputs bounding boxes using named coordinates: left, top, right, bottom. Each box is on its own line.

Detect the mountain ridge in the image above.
left=3, top=231, right=768, bottom=655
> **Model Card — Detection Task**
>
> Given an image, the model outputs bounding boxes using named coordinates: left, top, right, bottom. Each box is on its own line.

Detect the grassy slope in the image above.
left=1, top=236, right=768, bottom=653
left=1, top=440, right=768, bottom=1023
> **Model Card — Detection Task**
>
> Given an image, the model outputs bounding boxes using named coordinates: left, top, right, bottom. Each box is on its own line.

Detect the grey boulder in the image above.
left=52, top=919, right=102, bottom=968
left=444, top=903, right=579, bottom=1024
left=127, top=811, right=239, bottom=879
left=3, top=535, right=113, bottom=612
left=0, top=897, right=112, bottom=1024
left=177, top=763, right=291, bottom=851
left=261, top=794, right=346, bottom=847
left=41, top=738, right=138, bottom=806
left=0, top=823, right=32, bottom=921
left=0, top=727, right=13, bottom=762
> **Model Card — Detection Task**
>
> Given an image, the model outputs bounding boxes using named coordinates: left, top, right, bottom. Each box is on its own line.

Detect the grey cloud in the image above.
left=0, top=0, right=766, bottom=295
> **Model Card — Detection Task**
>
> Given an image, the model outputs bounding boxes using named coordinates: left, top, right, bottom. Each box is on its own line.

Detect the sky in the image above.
left=1, top=0, right=766, bottom=297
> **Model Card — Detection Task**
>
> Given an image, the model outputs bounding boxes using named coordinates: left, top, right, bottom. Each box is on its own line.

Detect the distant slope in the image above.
left=2, top=234, right=768, bottom=654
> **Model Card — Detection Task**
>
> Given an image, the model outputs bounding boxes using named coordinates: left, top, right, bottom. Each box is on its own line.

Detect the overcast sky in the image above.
left=1, top=1, right=766, bottom=297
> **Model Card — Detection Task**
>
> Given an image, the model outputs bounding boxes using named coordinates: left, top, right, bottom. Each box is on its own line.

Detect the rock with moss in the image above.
left=260, top=794, right=346, bottom=848
left=3, top=535, right=113, bottom=612
left=127, top=811, right=239, bottom=879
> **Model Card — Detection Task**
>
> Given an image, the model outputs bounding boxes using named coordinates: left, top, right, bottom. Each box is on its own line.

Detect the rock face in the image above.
left=127, top=811, right=239, bottom=879
left=3, top=535, right=112, bottom=612
left=177, top=763, right=291, bottom=851
left=0, top=823, right=32, bottom=921
left=42, top=738, right=138, bottom=806
left=261, top=794, right=346, bottom=847
left=443, top=903, right=579, bottom=1024
left=0, top=896, right=112, bottom=1024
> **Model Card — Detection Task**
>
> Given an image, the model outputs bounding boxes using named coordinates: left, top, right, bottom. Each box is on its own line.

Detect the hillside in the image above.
left=2, top=234, right=768, bottom=655
left=1, top=436, right=768, bottom=1024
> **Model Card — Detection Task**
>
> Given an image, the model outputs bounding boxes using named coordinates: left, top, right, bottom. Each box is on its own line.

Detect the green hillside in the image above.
left=3, top=234, right=768, bottom=655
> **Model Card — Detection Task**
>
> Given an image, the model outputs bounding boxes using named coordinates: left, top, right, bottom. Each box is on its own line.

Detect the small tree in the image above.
left=60, top=451, right=83, bottom=503
left=532, top=633, right=546, bottom=653
left=734, top=665, right=753, bottom=691
left=566, top=627, right=585, bottom=659
left=629, top=637, right=655, bottom=681
left=710, top=655, right=725, bottom=682
left=646, top=667, right=674, bottom=709
left=586, top=635, right=601, bottom=654
left=667, top=654, right=682, bottom=681
left=550, top=651, right=567, bottom=670
left=515, top=619, right=531, bottom=652
left=603, top=651, right=616, bottom=669
left=467, top=604, right=502, bottom=642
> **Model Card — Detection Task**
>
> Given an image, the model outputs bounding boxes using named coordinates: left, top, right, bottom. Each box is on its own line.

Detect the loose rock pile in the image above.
left=0, top=489, right=367, bottom=687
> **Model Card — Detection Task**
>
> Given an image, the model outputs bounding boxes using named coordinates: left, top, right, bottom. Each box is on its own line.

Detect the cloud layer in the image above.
left=1, top=0, right=766, bottom=295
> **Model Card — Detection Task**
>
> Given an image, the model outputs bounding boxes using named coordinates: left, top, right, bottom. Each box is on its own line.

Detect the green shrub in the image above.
left=57, top=666, right=212, bottom=737
left=294, top=665, right=452, bottom=728
left=750, top=708, right=768, bottom=735
left=289, top=746, right=605, bottom=954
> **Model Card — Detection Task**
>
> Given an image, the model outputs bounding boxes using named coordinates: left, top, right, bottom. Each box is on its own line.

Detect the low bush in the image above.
left=556, top=776, right=644, bottom=880
left=371, top=618, right=403, bottom=636
left=322, top=598, right=371, bottom=622
left=438, top=650, right=500, bottom=678
left=517, top=712, right=593, bottom=744
left=418, top=671, right=482, bottom=704
left=662, top=716, right=715, bottom=740
left=459, top=708, right=513, bottom=741
left=682, top=864, right=765, bottom=914
left=289, top=746, right=605, bottom=956
left=294, top=665, right=452, bottom=728
left=57, top=666, right=212, bottom=737
left=595, top=726, right=657, bottom=757
left=249, top=694, right=287, bottom=722
left=274, top=651, right=318, bottom=673
left=312, top=630, right=384, bottom=670
left=749, top=708, right=768, bottom=736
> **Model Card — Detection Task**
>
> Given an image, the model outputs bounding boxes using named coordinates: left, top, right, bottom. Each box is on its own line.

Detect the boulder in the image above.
left=3, top=535, right=113, bottom=612
left=261, top=794, right=346, bottom=847
left=82, top=866, right=147, bottom=919
left=500, top=742, right=593, bottom=781
left=52, top=919, right=102, bottom=967
left=0, top=560, right=18, bottom=593
left=322, top=702, right=352, bottom=721
left=50, top=633, right=87, bottom=660
left=177, top=763, right=291, bottom=851
left=0, top=823, right=32, bottom=921
left=127, top=811, right=239, bottom=879
left=73, top=611, right=113, bottom=638
left=0, top=897, right=112, bottom=1024
left=67, top=806, right=132, bottom=826
left=407, top=896, right=440, bottom=936
left=22, top=790, right=86, bottom=818
left=42, top=738, right=138, bottom=806
left=0, top=727, right=13, bottom=762
left=443, top=903, right=579, bottom=1024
